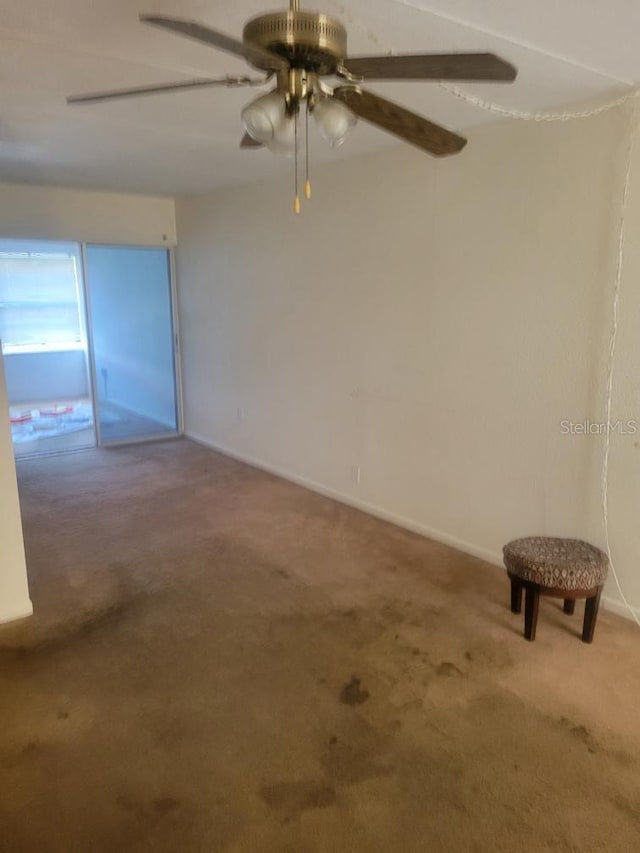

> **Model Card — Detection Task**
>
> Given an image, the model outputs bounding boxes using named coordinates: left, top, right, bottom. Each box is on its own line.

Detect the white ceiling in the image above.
left=0, top=0, right=635, bottom=196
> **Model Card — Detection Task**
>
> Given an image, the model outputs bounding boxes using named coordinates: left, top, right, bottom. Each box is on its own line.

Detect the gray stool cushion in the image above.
left=503, top=537, right=608, bottom=591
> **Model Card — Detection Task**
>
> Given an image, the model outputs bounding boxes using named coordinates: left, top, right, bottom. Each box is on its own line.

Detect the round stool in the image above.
left=503, top=537, right=609, bottom=643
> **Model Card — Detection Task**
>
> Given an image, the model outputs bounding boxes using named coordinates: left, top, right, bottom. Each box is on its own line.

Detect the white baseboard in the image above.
left=0, top=598, right=33, bottom=625
left=187, top=432, right=640, bottom=624
left=186, top=431, right=505, bottom=569
left=602, top=595, right=640, bottom=622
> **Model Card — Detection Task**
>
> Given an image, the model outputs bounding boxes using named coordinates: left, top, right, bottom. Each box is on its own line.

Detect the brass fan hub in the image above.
left=243, top=11, right=347, bottom=75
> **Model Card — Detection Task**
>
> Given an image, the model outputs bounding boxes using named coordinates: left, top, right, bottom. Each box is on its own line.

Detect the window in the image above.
left=0, top=242, right=84, bottom=352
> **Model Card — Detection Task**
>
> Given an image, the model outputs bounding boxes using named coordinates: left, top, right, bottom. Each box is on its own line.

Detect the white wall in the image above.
left=0, top=181, right=177, bottom=623
left=176, top=104, right=640, bottom=616
left=0, top=181, right=176, bottom=247
left=4, top=349, right=90, bottom=403
left=0, top=351, right=31, bottom=623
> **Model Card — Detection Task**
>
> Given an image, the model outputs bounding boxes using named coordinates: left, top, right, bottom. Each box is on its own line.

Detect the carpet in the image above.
left=1, top=439, right=639, bottom=852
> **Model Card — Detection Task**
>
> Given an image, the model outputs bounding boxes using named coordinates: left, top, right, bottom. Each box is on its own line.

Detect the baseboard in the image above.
left=601, top=595, right=640, bottom=622
left=0, top=598, right=33, bottom=625
left=186, top=431, right=504, bottom=568
left=187, top=432, right=640, bottom=624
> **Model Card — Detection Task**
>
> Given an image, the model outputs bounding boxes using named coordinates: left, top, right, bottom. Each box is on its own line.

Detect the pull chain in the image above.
left=304, top=102, right=312, bottom=200
left=293, top=111, right=301, bottom=214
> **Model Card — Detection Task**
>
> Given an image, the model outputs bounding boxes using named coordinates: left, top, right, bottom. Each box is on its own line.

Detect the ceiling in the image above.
left=0, top=0, right=636, bottom=196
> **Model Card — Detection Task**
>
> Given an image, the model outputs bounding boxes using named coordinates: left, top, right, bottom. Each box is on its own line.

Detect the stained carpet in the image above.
left=1, top=439, right=639, bottom=852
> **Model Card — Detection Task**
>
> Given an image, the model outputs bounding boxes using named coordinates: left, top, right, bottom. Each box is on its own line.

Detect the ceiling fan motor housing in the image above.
left=243, top=11, right=347, bottom=74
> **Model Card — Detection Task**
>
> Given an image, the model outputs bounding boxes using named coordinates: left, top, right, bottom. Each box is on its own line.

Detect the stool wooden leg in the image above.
left=563, top=599, right=576, bottom=615
left=582, top=587, right=602, bottom=644
left=510, top=577, right=523, bottom=614
left=524, top=586, right=540, bottom=641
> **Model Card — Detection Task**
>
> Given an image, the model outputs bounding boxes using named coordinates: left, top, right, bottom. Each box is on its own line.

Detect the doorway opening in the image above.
left=0, top=240, right=95, bottom=457
left=0, top=239, right=181, bottom=457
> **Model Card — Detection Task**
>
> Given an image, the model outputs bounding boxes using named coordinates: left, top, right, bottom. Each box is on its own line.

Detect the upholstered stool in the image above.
left=503, top=537, right=609, bottom=643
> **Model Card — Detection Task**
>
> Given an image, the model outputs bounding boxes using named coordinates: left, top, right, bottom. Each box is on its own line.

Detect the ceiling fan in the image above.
left=68, top=0, right=517, bottom=208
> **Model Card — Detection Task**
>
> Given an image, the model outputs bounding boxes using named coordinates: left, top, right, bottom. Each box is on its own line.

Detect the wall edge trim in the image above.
left=185, top=432, right=504, bottom=559
left=601, top=595, right=640, bottom=622
left=186, top=431, right=639, bottom=623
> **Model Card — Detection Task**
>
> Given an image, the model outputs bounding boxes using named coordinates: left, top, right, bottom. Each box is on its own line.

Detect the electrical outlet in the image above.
left=237, top=407, right=246, bottom=422
left=350, top=465, right=361, bottom=485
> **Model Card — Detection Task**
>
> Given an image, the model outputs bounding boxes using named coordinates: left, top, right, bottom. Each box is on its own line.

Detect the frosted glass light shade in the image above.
left=267, top=116, right=298, bottom=156
left=241, top=92, right=286, bottom=144
left=313, top=98, right=357, bottom=148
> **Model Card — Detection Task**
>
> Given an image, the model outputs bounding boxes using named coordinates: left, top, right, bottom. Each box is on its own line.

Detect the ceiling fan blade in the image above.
left=140, top=14, right=287, bottom=73
left=332, top=87, right=466, bottom=157
left=67, top=76, right=263, bottom=105
left=343, top=52, right=517, bottom=82
left=240, top=133, right=264, bottom=149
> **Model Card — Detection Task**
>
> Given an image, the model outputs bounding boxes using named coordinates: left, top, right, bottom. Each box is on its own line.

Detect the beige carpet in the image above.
left=1, top=439, right=639, bottom=852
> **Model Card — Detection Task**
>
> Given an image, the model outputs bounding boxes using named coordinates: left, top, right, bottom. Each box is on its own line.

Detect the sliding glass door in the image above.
left=0, top=239, right=95, bottom=456
left=84, top=245, right=180, bottom=446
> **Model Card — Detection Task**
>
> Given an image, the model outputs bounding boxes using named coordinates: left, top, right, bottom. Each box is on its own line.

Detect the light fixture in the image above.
left=240, top=80, right=359, bottom=214
left=312, top=97, right=357, bottom=148
left=267, top=116, right=298, bottom=155
left=241, top=91, right=287, bottom=144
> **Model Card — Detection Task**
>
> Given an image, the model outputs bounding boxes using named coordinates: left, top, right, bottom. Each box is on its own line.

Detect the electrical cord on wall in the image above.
left=436, top=82, right=637, bottom=121
left=430, top=87, right=640, bottom=626
left=599, top=97, right=640, bottom=627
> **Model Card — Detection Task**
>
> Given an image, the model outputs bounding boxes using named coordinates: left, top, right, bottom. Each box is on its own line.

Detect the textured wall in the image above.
left=176, top=105, right=640, bottom=615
